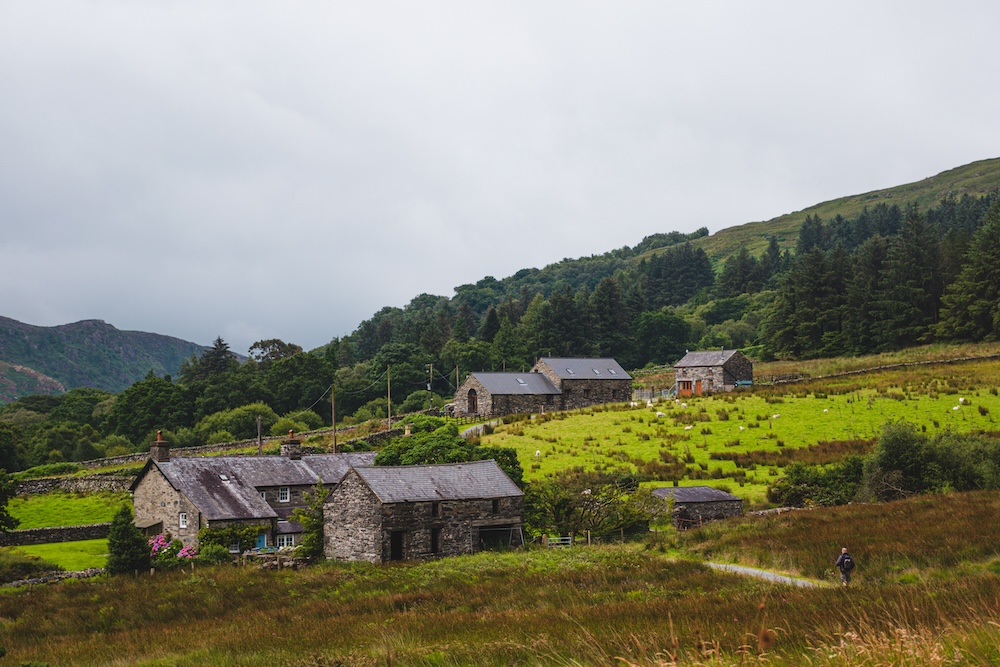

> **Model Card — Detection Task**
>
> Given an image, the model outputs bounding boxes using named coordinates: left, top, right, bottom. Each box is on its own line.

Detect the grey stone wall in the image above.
left=16, top=475, right=133, bottom=496
left=0, top=523, right=111, bottom=547
left=673, top=499, right=743, bottom=528
left=325, top=471, right=383, bottom=562
left=556, top=378, right=632, bottom=410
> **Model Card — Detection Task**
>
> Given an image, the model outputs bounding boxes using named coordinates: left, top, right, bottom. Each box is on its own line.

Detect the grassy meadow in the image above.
left=8, top=491, right=129, bottom=529
left=3, top=491, right=1000, bottom=665
left=9, top=539, right=108, bottom=571
left=481, top=356, right=1000, bottom=504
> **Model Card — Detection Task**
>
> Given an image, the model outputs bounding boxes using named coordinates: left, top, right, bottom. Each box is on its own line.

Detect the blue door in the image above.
left=255, top=533, right=267, bottom=549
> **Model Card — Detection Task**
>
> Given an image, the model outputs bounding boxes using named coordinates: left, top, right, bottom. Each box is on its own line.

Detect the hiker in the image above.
left=835, top=547, right=855, bottom=587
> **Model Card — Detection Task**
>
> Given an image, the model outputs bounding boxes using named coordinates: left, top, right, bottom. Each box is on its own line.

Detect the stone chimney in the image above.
left=150, top=430, right=170, bottom=463
left=280, top=430, right=302, bottom=460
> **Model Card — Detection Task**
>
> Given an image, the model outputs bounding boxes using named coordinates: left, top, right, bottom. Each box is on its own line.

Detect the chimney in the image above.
left=280, top=430, right=302, bottom=460
left=150, top=430, right=170, bottom=463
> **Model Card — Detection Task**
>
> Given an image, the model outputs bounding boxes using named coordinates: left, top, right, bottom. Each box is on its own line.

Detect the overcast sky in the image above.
left=3, top=1, right=999, bottom=355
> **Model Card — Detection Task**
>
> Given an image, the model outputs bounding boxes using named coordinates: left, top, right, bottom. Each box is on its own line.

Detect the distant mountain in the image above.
left=0, top=317, right=207, bottom=401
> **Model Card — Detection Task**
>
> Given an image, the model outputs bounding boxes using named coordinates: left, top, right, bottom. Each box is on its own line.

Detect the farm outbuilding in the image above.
left=652, top=486, right=744, bottom=528
left=453, top=357, right=632, bottom=418
left=673, top=349, right=753, bottom=396
left=325, top=460, right=524, bottom=563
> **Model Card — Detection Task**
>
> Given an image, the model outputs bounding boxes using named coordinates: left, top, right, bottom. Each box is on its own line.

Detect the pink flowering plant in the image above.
left=148, top=533, right=194, bottom=567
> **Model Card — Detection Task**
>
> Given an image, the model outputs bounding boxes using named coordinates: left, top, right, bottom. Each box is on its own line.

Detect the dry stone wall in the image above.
left=0, top=523, right=110, bottom=547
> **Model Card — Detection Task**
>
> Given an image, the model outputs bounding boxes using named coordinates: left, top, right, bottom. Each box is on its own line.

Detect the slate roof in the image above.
left=352, top=460, right=523, bottom=504
left=673, top=350, right=741, bottom=369
left=472, top=372, right=560, bottom=395
left=652, top=486, right=743, bottom=503
left=537, top=357, right=632, bottom=380
left=132, top=452, right=375, bottom=522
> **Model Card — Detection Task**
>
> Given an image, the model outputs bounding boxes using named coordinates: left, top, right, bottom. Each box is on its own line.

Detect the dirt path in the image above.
left=705, top=562, right=828, bottom=588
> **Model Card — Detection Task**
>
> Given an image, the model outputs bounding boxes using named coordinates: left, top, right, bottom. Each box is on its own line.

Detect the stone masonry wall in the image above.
left=378, top=495, right=524, bottom=562
left=16, top=475, right=133, bottom=496
left=557, top=378, right=632, bottom=410
left=0, top=523, right=110, bottom=547
left=325, top=471, right=382, bottom=562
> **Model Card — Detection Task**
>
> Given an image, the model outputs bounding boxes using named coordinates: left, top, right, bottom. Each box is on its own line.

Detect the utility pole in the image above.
left=387, top=365, right=392, bottom=428
left=427, top=363, right=434, bottom=411
left=257, top=415, right=263, bottom=456
left=331, top=383, right=337, bottom=453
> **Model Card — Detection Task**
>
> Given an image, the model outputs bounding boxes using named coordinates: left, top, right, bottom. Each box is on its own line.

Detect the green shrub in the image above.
left=12, top=462, right=81, bottom=480
left=0, top=549, right=62, bottom=584
left=197, top=543, right=232, bottom=565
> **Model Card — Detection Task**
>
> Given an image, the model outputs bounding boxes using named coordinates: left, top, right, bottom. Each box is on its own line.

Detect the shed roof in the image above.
left=352, top=460, right=523, bottom=504
left=471, top=372, right=560, bottom=396
left=652, top=486, right=743, bottom=503
left=133, top=452, right=375, bottom=521
left=673, top=350, right=742, bottom=369
left=537, top=357, right=632, bottom=380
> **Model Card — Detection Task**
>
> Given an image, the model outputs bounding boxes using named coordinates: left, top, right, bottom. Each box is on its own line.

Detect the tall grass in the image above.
left=4, top=526, right=1000, bottom=665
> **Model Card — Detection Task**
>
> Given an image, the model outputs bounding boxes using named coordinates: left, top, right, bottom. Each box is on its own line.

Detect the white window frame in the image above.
left=260, top=490, right=267, bottom=500
left=179, top=512, right=187, bottom=529
left=279, top=487, right=290, bottom=503
left=277, top=534, right=295, bottom=548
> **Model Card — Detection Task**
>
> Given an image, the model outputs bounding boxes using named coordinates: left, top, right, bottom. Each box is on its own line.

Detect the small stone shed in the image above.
left=453, top=357, right=632, bottom=417
left=130, top=435, right=375, bottom=551
left=652, top=486, right=744, bottom=528
left=673, top=350, right=753, bottom=396
left=325, top=460, right=524, bottom=563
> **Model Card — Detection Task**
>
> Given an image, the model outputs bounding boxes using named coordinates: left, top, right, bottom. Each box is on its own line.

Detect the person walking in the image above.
left=835, top=547, right=855, bottom=587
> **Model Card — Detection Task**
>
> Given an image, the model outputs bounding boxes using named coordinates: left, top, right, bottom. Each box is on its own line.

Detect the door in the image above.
left=255, top=533, right=267, bottom=549
left=695, top=380, right=702, bottom=396
left=390, top=530, right=404, bottom=561
left=467, top=389, right=478, bottom=414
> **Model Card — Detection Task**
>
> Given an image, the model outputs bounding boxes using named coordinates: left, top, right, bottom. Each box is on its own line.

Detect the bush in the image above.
left=12, top=462, right=81, bottom=481
left=198, top=543, right=233, bottom=564
left=206, top=430, right=236, bottom=445
left=270, top=418, right=309, bottom=437
left=0, top=549, right=61, bottom=584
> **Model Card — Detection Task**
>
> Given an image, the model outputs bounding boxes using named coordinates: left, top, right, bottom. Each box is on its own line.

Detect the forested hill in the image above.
left=0, top=318, right=206, bottom=401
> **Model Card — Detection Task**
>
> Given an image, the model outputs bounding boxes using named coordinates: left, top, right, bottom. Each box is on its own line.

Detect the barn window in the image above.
left=468, top=389, right=478, bottom=413
left=492, top=499, right=500, bottom=514
left=431, top=501, right=440, bottom=517
left=279, top=487, right=290, bottom=503
left=431, top=528, right=441, bottom=553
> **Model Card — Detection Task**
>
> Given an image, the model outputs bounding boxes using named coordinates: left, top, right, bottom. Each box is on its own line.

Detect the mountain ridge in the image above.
left=0, top=317, right=207, bottom=401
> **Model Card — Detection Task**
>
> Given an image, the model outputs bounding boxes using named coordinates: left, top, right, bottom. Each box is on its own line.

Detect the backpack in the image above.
left=842, top=555, right=854, bottom=571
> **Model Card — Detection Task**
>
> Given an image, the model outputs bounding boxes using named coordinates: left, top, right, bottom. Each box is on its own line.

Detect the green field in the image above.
left=8, top=491, right=129, bottom=529
left=482, top=357, right=1000, bottom=504
left=9, top=539, right=108, bottom=571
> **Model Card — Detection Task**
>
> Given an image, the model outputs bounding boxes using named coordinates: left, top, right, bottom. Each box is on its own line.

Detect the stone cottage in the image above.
left=672, top=350, right=753, bottom=396
left=453, top=357, right=632, bottom=417
left=130, top=434, right=375, bottom=551
left=652, top=485, right=744, bottom=528
left=325, top=460, right=524, bottom=563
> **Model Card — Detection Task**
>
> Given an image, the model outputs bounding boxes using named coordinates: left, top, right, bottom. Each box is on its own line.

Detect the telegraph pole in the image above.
left=331, top=383, right=337, bottom=453
left=427, top=363, right=434, bottom=411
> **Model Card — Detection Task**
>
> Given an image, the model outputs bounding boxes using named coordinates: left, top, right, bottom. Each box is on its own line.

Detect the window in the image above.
left=431, top=527, right=441, bottom=553
left=431, top=501, right=440, bottom=517
left=260, top=490, right=267, bottom=500
left=277, top=535, right=295, bottom=548
left=492, top=499, right=500, bottom=514
left=228, top=541, right=240, bottom=554
left=179, top=512, right=187, bottom=529
left=279, top=487, right=290, bottom=503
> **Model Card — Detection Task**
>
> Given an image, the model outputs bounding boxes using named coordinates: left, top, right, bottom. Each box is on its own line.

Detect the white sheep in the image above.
left=771, top=414, right=780, bottom=419
left=656, top=411, right=666, bottom=418
left=684, top=425, right=693, bottom=430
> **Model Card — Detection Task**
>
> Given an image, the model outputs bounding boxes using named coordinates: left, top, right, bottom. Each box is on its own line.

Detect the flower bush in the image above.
left=148, top=534, right=195, bottom=567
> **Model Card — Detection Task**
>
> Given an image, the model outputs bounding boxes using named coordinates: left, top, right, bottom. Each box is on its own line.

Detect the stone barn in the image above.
left=652, top=486, right=744, bottom=528
left=130, top=434, right=375, bottom=551
left=325, top=460, right=524, bottom=563
left=453, top=357, right=632, bottom=417
left=673, top=350, right=753, bottom=396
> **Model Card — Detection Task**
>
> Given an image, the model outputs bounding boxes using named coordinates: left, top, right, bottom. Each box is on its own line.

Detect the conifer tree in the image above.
left=937, top=200, right=1000, bottom=341
left=106, top=505, right=150, bottom=575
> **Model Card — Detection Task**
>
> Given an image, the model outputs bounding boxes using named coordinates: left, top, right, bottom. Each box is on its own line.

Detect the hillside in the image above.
left=681, top=157, right=1000, bottom=264
left=0, top=317, right=207, bottom=401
